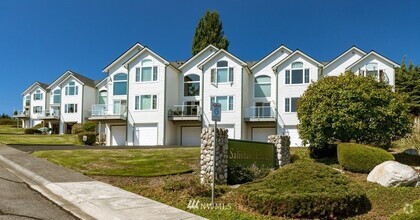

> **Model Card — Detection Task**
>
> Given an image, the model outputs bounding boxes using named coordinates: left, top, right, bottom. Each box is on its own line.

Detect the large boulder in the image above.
left=367, top=161, right=419, bottom=187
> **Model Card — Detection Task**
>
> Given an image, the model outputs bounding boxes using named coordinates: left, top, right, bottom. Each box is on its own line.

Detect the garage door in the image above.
left=181, top=127, right=201, bottom=146
left=252, top=127, right=276, bottom=142
left=135, top=124, right=158, bottom=146
left=111, top=126, right=126, bottom=146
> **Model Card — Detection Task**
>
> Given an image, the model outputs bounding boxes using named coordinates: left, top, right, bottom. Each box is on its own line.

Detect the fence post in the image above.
left=268, top=135, right=291, bottom=168
left=200, top=127, right=228, bottom=185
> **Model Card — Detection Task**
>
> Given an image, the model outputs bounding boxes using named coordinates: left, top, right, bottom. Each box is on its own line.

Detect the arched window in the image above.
left=285, top=62, right=310, bottom=84
left=52, top=89, right=61, bottom=104
left=254, top=75, right=271, bottom=98
left=33, top=89, right=43, bottom=100
left=184, top=74, right=200, bottom=96
left=135, top=59, right=158, bottom=82
left=65, top=81, right=78, bottom=96
left=99, top=90, right=108, bottom=105
left=113, top=73, right=127, bottom=95
left=211, top=60, right=233, bottom=84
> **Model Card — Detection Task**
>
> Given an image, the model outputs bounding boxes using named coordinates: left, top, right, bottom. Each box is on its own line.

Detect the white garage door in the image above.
left=181, top=127, right=201, bottom=146
left=286, top=128, right=302, bottom=147
left=252, top=127, right=276, bottom=142
left=111, top=126, right=126, bottom=146
left=135, top=124, right=158, bottom=146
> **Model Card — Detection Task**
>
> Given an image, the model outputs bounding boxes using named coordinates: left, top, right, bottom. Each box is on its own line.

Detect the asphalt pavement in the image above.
left=0, top=164, right=77, bottom=220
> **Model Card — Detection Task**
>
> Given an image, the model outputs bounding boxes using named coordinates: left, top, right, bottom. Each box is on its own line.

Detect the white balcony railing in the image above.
left=245, top=106, right=275, bottom=119
left=90, top=104, right=126, bottom=118
left=168, top=105, right=201, bottom=120
left=34, top=110, right=60, bottom=119
left=13, top=110, right=29, bottom=118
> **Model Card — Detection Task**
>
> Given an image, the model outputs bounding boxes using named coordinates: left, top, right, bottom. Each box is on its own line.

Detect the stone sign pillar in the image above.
left=268, top=135, right=291, bottom=168
left=200, top=127, right=228, bottom=185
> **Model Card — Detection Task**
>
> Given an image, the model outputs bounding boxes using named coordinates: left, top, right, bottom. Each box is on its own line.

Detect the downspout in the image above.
left=125, top=64, right=130, bottom=145
left=274, top=67, right=281, bottom=135
left=201, top=67, right=205, bottom=129
left=241, top=67, right=244, bottom=139
left=163, top=65, right=168, bottom=145
left=81, top=85, right=85, bottom=123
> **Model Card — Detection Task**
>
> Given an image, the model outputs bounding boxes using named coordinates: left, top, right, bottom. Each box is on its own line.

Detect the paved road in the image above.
left=0, top=164, right=77, bottom=220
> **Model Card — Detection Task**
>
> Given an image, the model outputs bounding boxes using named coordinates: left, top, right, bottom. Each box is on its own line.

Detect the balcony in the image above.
left=13, top=110, right=29, bottom=118
left=168, top=105, right=201, bottom=121
left=244, top=106, right=276, bottom=122
left=89, top=104, right=126, bottom=120
left=37, top=110, right=60, bottom=120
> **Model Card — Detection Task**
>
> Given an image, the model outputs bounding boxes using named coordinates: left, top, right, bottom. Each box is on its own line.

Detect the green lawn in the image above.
left=33, top=148, right=200, bottom=176
left=0, top=125, right=80, bottom=145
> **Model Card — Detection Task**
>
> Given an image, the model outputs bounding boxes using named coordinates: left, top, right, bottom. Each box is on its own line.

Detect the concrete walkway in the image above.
left=0, top=144, right=204, bottom=220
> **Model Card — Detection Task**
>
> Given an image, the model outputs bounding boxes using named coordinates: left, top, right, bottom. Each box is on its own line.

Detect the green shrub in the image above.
left=24, top=128, right=36, bottom=134
left=337, top=143, right=394, bottom=173
left=71, top=123, right=83, bottom=134
left=33, top=123, right=43, bottom=129
left=163, top=176, right=227, bottom=197
left=77, top=132, right=96, bottom=145
left=0, top=118, right=17, bottom=125
left=298, top=72, right=412, bottom=149
left=238, top=161, right=370, bottom=219
left=389, top=199, right=420, bottom=220
left=309, top=143, right=337, bottom=159
left=227, top=165, right=271, bottom=185
left=82, top=121, right=97, bottom=132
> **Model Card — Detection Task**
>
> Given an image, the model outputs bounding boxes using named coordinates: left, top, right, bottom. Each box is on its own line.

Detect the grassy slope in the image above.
left=0, top=125, right=79, bottom=145
left=33, top=148, right=201, bottom=176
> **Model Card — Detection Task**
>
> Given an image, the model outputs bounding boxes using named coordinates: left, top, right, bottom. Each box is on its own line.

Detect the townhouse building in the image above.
left=16, top=43, right=399, bottom=146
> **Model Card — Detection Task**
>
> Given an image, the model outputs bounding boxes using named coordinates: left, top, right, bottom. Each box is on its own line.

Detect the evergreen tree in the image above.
left=395, top=61, right=420, bottom=116
left=192, top=10, right=229, bottom=55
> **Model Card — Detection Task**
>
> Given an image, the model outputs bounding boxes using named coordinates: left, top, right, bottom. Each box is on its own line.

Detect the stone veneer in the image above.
left=268, top=135, right=291, bottom=167
left=200, top=127, right=228, bottom=185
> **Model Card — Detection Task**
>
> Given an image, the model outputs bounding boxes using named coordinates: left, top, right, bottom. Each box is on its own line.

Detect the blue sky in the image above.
left=1, top=0, right=419, bottom=115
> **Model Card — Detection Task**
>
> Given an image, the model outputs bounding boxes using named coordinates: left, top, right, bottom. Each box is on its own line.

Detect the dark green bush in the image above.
left=238, top=161, right=370, bottom=219
left=337, top=143, right=395, bottom=173
left=0, top=119, right=17, bottom=125
left=82, top=121, right=97, bottom=132
left=309, top=143, right=337, bottom=159
left=24, top=128, right=36, bottom=134
left=298, top=72, right=412, bottom=149
left=71, top=123, right=83, bottom=134
left=77, top=132, right=96, bottom=145
left=227, top=165, right=271, bottom=185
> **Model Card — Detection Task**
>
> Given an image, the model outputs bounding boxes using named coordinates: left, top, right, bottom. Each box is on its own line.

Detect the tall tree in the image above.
left=395, top=61, right=420, bottom=116
left=192, top=10, right=229, bottom=55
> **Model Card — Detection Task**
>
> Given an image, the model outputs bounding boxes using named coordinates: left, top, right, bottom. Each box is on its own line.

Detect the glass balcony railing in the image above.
left=245, top=106, right=276, bottom=121
left=89, top=104, right=127, bottom=119
left=168, top=105, right=201, bottom=120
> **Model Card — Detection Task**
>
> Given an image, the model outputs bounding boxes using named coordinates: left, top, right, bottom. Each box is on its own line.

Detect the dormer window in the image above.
left=211, top=61, right=234, bottom=84
left=136, top=59, right=158, bottom=82
left=33, top=90, right=43, bottom=100
left=285, top=62, right=310, bottom=84
left=113, top=73, right=127, bottom=96
left=65, top=81, right=78, bottom=96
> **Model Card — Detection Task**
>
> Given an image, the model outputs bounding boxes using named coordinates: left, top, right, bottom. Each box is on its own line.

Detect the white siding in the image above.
left=165, top=66, right=179, bottom=145
left=348, top=54, right=396, bottom=87
left=323, top=49, right=365, bottom=76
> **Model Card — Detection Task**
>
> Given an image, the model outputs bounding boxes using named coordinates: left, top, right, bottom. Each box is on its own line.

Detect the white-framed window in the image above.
left=33, top=106, right=42, bottom=113
left=285, top=97, right=299, bottom=112
left=33, top=90, right=43, bottom=100
left=254, top=75, right=271, bottom=98
left=366, top=63, right=378, bottom=78
left=64, top=104, right=78, bottom=113
left=98, top=90, right=107, bottom=105
left=52, top=89, right=61, bottom=104
left=210, top=96, right=234, bottom=111
left=285, top=62, right=310, bottom=84
left=136, top=59, right=158, bottom=82
left=65, top=81, right=78, bottom=96
left=25, top=95, right=31, bottom=106
left=184, top=74, right=200, bottom=96
left=113, top=73, right=127, bottom=95
left=135, top=95, right=157, bottom=110
left=211, top=61, right=234, bottom=84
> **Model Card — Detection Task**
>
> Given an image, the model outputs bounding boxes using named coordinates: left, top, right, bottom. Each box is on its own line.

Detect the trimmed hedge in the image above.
left=77, top=132, right=96, bottom=145
left=238, top=161, right=370, bottom=219
left=337, top=143, right=394, bottom=173
left=389, top=199, right=420, bottom=220
left=227, top=165, right=271, bottom=185
left=24, top=128, right=42, bottom=134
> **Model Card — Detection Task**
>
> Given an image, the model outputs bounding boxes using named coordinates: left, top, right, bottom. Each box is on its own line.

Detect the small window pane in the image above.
left=141, top=67, right=152, bottom=81
left=255, top=76, right=270, bottom=83
left=255, top=84, right=271, bottom=97
left=304, top=69, right=310, bottom=83
left=217, top=96, right=228, bottom=111
left=292, top=69, right=303, bottom=84
left=114, top=73, right=127, bottom=81
left=291, top=98, right=299, bottom=112
left=141, top=95, right=151, bottom=110
left=152, top=95, right=157, bottom=109
left=285, top=98, right=290, bottom=112
left=292, top=62, right=303, bottom=68
left=229, top=96, right=233, bottom=110
left=285, top=70, right=290, bottom=84
left=113, top=82, right=127, bottom=95
left=185, top=74, right=200, bottom=82
left=229, top=68, right=234, bottom=82
left=135, top=96, right=139, bottom=110
left=217, top=61, right=228, bottom=67
left=217, top=68, right=228, bottom=82
left=142, top=59, right=152, bottom=66
left=153, top=66, right=158, bottom=81
left=135, top=68, right=140, bottom=82
left=184, top=82, right=200, bottom=96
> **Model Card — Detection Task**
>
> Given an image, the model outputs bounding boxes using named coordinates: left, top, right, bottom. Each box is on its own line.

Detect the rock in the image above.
left=403, top=148, right=419, bottom=156
left=367, top=161, right=419, bottom=187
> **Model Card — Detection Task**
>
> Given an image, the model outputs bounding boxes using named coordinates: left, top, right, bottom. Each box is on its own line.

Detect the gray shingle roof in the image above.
left=69, top=71, right=96, bottom=87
